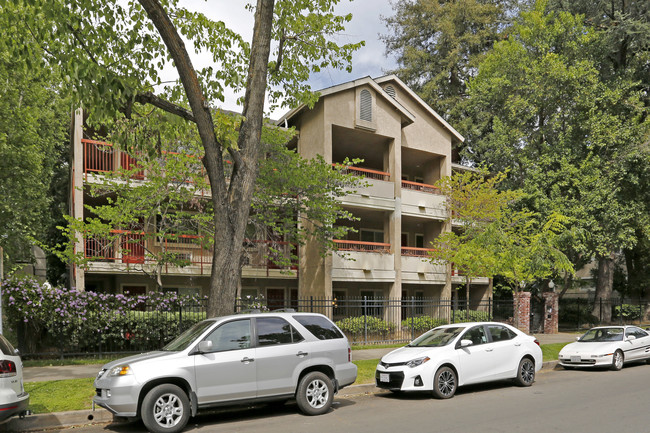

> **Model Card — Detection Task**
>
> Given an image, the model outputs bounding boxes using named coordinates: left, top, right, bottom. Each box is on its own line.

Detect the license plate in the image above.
left=570, top=355, right=581, bottom=363
left=380, top=373, right=390, bottom=383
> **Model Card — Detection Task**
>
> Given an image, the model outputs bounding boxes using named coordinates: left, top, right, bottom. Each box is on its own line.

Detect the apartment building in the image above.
left=69, top=75, right=491, bottom=307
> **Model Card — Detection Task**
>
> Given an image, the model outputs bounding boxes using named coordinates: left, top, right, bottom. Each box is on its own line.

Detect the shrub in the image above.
left=451, top=309, right=491, bottom=323
left=613, top=304, right=643, bottom=321
left=0, top=275, right=207, bottom=354
left=335, top=316, right=395, bottom=338
left=401, top=316, right=448, bottom=333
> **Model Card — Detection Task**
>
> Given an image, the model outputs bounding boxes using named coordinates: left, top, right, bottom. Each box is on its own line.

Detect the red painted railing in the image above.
left=401, top=247, right=436, bottom=257
left=82, top=139, right=144, bottom=180
left=333, top=240, right=391, bottom=253
left=401, top=180, right=442, bottom=195
left=332, top=164, right=390, bottom=181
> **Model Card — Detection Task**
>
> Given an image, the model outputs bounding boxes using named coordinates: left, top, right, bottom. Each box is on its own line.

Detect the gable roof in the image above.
left=276, top=75, right=464, bottom=143
left=374, top=75, right=464, bottom=143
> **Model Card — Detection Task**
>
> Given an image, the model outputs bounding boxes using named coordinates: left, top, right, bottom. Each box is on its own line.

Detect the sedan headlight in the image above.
left=109, top=365, right=132, bottom=376
left=406, top=356, right=430, bottom=368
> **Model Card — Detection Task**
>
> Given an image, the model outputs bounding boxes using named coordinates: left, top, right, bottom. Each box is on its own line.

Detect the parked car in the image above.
left=558, top=325, right=650, bottom=370
left=0, top=334, right=29, bottom=422
left=375, top=322, right=542, bottom=398
left=94, top=312, right=357, bottom=433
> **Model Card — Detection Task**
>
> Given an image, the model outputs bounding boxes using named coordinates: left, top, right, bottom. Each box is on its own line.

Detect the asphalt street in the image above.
left=42, top=362, right=650, bottom=433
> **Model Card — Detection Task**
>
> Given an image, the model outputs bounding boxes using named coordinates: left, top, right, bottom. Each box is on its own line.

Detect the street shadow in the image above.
left=99, top=398, right=356, bottom=432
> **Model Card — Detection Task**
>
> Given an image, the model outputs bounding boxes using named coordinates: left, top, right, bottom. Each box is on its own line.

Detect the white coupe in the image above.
left=558, top=325, right=650, bottom=370
left=375, top=322, right=543, bottom=399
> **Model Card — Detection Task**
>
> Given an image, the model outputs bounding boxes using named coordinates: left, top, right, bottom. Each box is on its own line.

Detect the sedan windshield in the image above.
left=408, top=326, right=464, bottom=347
left=163, top=320, right=215, bottom=351
left=579, top=327, right=623, bottom=342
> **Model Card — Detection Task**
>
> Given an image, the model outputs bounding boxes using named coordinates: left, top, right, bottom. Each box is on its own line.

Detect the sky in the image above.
left=179, top=0, right=399, bottom=117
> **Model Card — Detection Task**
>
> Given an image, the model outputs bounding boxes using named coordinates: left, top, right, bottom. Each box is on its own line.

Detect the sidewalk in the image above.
left=23, top=332, right=578, bottom=382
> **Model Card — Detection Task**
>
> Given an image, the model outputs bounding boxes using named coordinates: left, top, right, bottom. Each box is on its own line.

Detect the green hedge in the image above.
left=450, top=309, right=491, bottom=323
left=401, top=316, right=448, bottom=333
left=335, top=316, right=396, bottom=337
left=613, top=304, right=643, bottom=321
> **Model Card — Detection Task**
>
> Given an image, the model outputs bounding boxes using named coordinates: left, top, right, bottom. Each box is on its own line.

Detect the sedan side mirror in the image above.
left=459, top=339, right=473, bottom=348
left=626, top=335, right=636, bottom=341
left=575, top=336, right=580, bottom=341
left=196, top=340, right=213, bottom=354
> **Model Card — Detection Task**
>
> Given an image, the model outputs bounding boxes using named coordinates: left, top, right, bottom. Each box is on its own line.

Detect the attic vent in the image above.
left=360, top=89, right=372, bottom=122
left=384, top=85, right=396, bottom=99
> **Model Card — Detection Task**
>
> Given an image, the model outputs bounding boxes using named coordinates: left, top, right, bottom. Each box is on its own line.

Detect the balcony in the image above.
left=331, top=240, right=395, bottom=282
left=401, top=180, right=447, bottom=219
left=401, top=247, right=446, bottom=284
left=333, top=164, right=394, bottom=208
left=83, top=231, right=296, bottom=277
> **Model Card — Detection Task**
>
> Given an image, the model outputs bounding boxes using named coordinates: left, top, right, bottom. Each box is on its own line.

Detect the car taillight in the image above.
left=534, top=338, right=540, bottom=346
left=0, top=360, right=17, bottom=377
left=348, top=347, right=351, bottom=362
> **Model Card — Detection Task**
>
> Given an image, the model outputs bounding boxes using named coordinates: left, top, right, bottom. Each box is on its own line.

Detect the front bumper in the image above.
left=93, top=375, right=141, bottom=417
left=558, top=354, right=613, bottom=368
left=375, top=365, right=430, bottom=392
left=0, top=392, right=29, bottom=422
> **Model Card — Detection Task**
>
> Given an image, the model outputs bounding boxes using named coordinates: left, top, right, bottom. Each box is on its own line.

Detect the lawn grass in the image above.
left=542, top=342, right=569, bottom=362
left=24, top=378, right=95, bottom=414
left=23, top=358, right=120, bottom=368
left=352, top=359, right=379, bottom=384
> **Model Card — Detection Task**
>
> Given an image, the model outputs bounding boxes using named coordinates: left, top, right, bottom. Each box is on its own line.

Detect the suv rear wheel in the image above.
left=141, top=384, right=190, bottom=433
left=296, top=371, right=334, bottom=415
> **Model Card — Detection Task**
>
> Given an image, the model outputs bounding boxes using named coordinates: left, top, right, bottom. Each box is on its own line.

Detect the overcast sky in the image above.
left=180, top=0, right=398, bottom=117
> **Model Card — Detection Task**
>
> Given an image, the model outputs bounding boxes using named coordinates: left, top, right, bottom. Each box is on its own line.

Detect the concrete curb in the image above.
left=1, top=408, right=116, bottom=432
left=5, top=361, right=562, bottom=432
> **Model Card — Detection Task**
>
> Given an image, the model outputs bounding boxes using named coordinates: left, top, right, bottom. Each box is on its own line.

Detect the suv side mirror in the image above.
left=196, top=340, right=213, bottom=354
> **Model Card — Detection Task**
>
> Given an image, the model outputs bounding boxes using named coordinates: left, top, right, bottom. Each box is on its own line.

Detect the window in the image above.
left=204, top=319, right=251, bottom=352
left=293, top=315, right=344, bottom=340
left=415, top=234, right=424, bottom=248
left=257, top=317, right=303, bottom=346
left=487, top=325, right=515, bottom=342
left=626, top=327, right=648, bottom=339
left=360, top=229, right=384, bottom=243
left=360, top=89, right=372, bottom=122
left=463, top=326, right=488, bottom=346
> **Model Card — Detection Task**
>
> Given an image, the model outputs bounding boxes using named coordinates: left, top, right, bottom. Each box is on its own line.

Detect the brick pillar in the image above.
left=543, top=292, right=559, bottom=334
left=514, top=291, right=531, bottom=334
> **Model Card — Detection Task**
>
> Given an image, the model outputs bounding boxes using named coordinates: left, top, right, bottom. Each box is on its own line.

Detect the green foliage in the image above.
left=613, top=304, right=643, bottom=321
left=1, top=276, right=206, bottom=353
left=451, top=309, right=491, bottom=323
left=335, top=316, right=396, bottom=338
left=401, top=316, right=448, bottom=332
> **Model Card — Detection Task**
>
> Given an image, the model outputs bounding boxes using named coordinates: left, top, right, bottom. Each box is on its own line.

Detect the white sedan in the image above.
left=375, top=322, right=543, bottom=399
left=558, top=325, right=650, bottom=370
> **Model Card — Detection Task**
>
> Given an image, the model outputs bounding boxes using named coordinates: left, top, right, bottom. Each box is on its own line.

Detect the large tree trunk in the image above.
left=592, top=252, right=615, bottom=323
left=139, top=0, right=275, bottom=317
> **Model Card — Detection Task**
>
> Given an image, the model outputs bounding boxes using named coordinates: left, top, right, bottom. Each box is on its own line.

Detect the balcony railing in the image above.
left=401, top=180, right=442, bottom=195
left=82, top=139, right=145, bottom=180
left=332, top=164, right=390, bottom=181
left=401, top=247, right=436, bottom=257
left=84, top=231, right=296, bottom=274
left=333, top=240, right=391, bottom=253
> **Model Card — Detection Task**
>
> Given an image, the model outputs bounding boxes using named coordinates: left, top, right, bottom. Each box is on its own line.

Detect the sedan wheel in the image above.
left=141, top=384, right=190, bottom=433
left=611, top=350, right=624, bottom=371
left=296, top=371, right=334, bottom=415
left=515, top=358, right=535, bottom=387
left=432, top=366, right=457, bottom=399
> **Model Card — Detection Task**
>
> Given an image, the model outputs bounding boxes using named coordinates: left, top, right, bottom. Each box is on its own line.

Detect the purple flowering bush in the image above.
left=1, top=276, right=207, bottom=355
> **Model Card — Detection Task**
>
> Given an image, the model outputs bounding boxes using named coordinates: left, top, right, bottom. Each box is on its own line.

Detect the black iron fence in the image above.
left=559, top=297, right=650, bottom=330
left=15, top=297, right=513, bottom=359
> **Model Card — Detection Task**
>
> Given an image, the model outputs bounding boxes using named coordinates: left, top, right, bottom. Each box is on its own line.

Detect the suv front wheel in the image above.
left=296, top=371, right=334, bottom=415
left=141, top=384, right=190, bottom=433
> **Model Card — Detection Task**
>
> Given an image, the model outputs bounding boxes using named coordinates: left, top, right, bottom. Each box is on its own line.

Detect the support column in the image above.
left=543, top=292, right=559, bottom=334
left=514, top=291, right=531, bottom=334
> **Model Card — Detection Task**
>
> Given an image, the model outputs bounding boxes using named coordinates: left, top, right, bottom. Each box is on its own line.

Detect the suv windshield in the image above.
left=163, top=320, right=215, bottom=351
left=579, top=327, right=623, bottom=342
left=408, top=326, right=464, bottom=347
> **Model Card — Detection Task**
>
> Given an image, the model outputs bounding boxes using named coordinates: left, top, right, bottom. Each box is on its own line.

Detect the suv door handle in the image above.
left=241, top=357, right=255, bottom=363
left=296, top=351, right=309, bottom=357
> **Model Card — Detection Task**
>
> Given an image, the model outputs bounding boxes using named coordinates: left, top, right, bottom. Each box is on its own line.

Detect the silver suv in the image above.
left=94, top=312, right=357, bottom=433
left=0, top=334, right=29, bottom=422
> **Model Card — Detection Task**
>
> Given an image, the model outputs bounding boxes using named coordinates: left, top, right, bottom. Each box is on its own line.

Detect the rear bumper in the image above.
left=336, top=363, right=358, bottom=389
left=0, top=392, right=29, bottom=422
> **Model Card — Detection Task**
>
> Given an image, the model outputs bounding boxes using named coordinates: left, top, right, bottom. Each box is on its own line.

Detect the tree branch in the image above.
left=134, top=91, right=195, bottom=122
